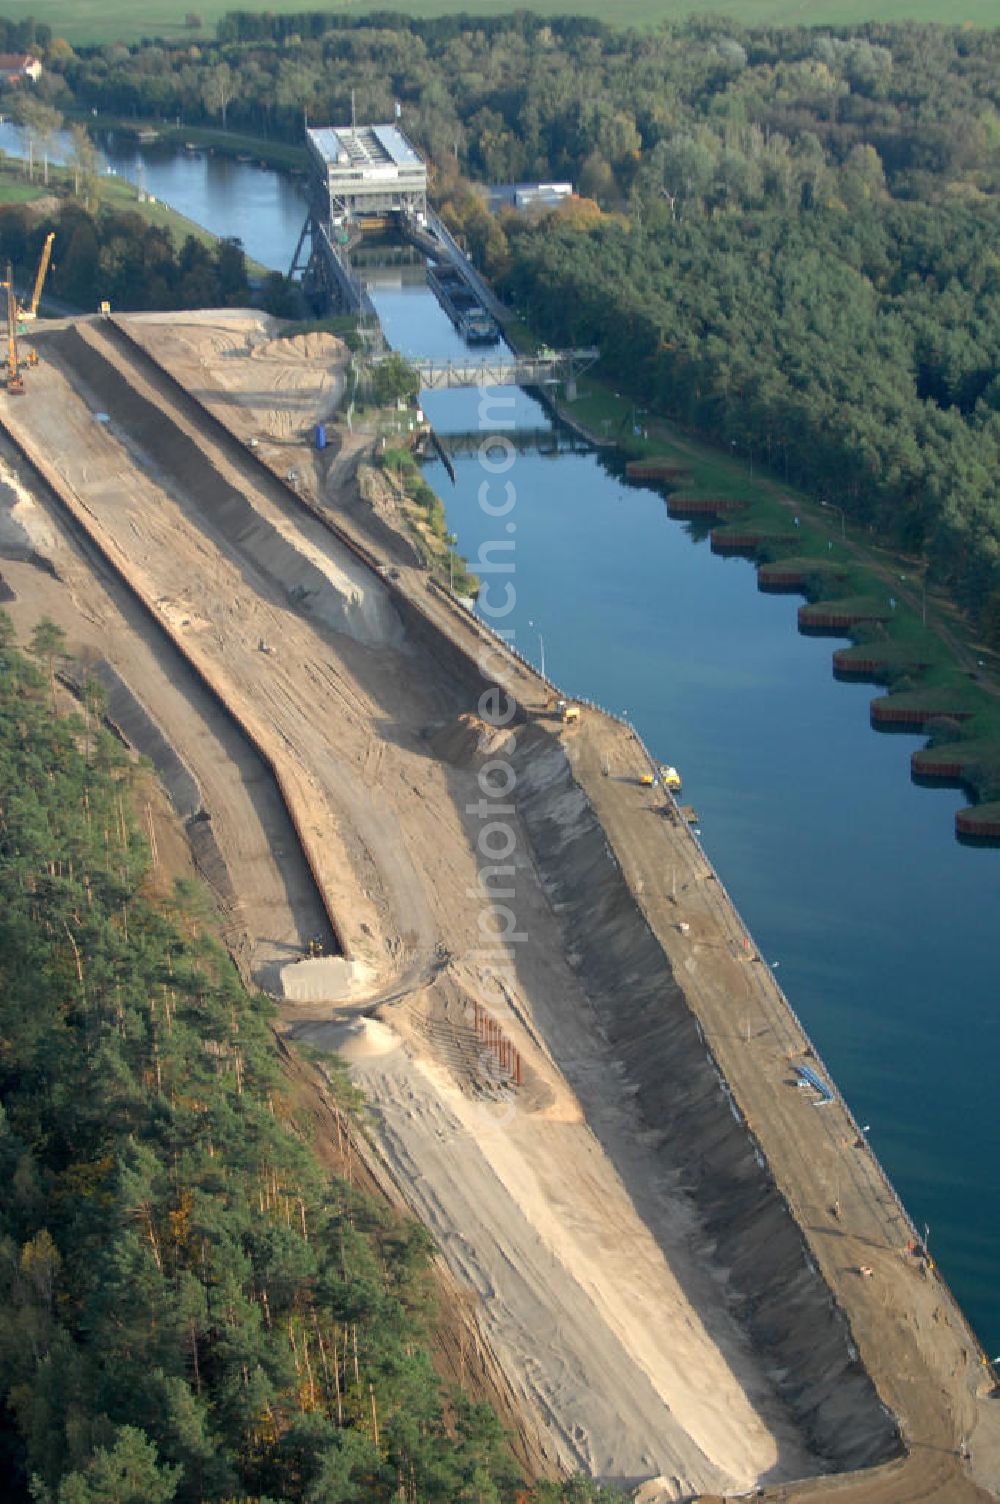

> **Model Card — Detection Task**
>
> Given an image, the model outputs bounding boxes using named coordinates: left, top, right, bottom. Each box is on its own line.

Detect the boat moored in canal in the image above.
left=427, top=262, right=500, bottom=345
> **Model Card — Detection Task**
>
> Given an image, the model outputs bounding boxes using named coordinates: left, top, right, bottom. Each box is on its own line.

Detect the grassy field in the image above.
left=0, top=175, right=48, bottom=205
left=18, top=0, right=1000, bottom=47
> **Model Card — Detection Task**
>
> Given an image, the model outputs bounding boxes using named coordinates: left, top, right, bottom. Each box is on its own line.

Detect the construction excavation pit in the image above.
left=1, top=310, right=997, bottom=1504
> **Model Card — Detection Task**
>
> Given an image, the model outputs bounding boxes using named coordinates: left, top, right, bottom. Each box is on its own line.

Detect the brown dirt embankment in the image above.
left=0, top=463, right=333, bottom=984
left=17, top=321, right=393, bottom=973
left=9, top=314, right=998, bottom=1502
left=274, top=1034, right=559, bottom=1483
left=511, top=728, right=894, bottom=1471
left=5, top=327, right=816, bottom=1494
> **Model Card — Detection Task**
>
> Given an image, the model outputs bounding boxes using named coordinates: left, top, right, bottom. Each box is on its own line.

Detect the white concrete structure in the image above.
left=306, top=123, right=427, bottom=225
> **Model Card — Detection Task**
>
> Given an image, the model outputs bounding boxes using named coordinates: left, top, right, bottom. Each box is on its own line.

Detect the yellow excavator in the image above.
left=19, top=232, right=54, bottom=324
left=3, top=263, right=24, bottom=395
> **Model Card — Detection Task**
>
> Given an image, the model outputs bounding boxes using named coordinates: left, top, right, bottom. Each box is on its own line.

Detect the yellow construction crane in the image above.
left=3, top=263, right=24, bottom=395
left=20, top=232, right=55, bottom=323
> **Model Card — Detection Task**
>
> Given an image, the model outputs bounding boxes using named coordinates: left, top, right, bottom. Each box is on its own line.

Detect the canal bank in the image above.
left=540, top=374, right=1000, bottom=838
left=13, top=308, right=997, bottom=1500
left=365, top=260, right=1000, bottom=1365
left=3, top=135, right=999, bottom=1363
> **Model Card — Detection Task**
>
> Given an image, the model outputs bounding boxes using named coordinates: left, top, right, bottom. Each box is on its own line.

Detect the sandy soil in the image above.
left=119, top=309, right=347, bottom=443
left=121, top=308, right=369, bottom=530
left=0, top=452, right=331, bottom=982
left=4, top=312, right=997, bottom=1503
left=0, top=318, right=827, bottom=1499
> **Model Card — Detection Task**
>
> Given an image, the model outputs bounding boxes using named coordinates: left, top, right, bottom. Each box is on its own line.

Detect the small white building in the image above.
left=487, top=181, right=573, bottom=214
left=0, top=53, right=42, bottom=85
left=306, top=123, right=427, bottom=226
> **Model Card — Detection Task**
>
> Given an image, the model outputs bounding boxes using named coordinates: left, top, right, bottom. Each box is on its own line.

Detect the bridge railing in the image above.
left=369, top=350, right=599, bottom=391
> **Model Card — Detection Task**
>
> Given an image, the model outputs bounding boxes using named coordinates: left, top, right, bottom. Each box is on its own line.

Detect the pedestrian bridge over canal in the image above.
left=373, top=349, right=599, bottom=392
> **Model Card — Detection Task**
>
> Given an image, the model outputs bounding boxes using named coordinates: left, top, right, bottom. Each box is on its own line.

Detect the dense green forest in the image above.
left=0, top=15, right=50, bottom=51
left=0, top=612, right=550, bottom=1503
left=0, top=203, right=250, bottom=312
left=499, top=201, right=1000, bottom=633
left=4, top=10, right=999, bottom=638
left=10, top=12, right=1000, bottom=197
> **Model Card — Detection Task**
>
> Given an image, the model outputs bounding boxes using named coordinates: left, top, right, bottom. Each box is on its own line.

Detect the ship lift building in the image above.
left=305, top=123, right=427, bottom=227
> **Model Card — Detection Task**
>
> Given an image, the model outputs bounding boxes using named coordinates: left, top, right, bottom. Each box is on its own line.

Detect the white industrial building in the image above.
left=306, top=124, right=427, bottom=226
left=487, top=182, right=574, bottom=214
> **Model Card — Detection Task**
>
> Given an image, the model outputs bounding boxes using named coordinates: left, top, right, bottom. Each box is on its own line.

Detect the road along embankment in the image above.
left=55, top=655, right=249, bottom=931
left=401, top=566, right=1000, bottom=1502
left=19, top=323, right=815, bottom=1494
left=7, top=315, right=998, bottom=1502
left=386, top=571, right=1000, bottom=1501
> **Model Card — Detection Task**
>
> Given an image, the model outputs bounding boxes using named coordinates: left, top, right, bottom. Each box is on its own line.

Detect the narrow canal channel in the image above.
left=13, top=132, right=1000, bottom=1358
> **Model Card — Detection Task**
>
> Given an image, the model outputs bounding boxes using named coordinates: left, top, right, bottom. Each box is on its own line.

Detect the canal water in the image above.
left=8, top=134, right=998, bottom=1357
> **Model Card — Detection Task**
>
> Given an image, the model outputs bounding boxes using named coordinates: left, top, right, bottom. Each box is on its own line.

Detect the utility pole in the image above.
left=529, top=619, right=545, bottom=678
left=821, top=500, right=846, bottom=540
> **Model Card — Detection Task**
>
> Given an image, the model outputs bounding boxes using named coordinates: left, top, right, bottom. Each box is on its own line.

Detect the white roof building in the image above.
left=487, top=182, right=574, bottom=214
left=0, top=53, right=42, bottom=84
left=306, top=124, right=427, bottom=224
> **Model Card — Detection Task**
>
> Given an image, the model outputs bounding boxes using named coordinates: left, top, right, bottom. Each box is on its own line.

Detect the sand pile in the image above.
left=255, top=331, right=346, bottom=364
left=119, top=313, right=348, bottom=444
left=279, top=955, right=375, bottom=1004
left=293, top=1016, right=401, bottom=1060
left=429, top=713, right=517, bottom=765
left=0, top=459, right=60, bottom=558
